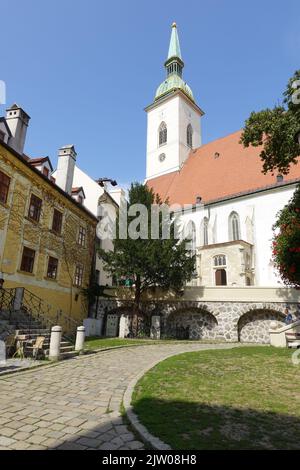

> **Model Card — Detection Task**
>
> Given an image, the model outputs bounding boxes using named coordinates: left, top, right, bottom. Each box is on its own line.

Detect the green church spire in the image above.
left=155, top=23, right=194, bottom=102
left=167, top=22, right=182, bottom=61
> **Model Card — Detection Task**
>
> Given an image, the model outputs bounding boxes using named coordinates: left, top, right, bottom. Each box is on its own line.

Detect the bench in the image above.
left=285, top=331, right=300, bottom=348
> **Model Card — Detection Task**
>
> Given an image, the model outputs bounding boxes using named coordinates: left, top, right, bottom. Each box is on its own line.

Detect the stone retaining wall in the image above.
left=94, top=298, right=299, bottom=344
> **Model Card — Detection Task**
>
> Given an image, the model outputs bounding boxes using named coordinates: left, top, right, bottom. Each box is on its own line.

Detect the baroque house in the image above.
left=0, top=104, right=97, bottom=322
left=146, top=24, right=300, bottom=288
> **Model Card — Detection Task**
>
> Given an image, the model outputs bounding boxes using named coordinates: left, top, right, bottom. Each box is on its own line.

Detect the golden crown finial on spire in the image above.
left=172, top=22, right=177, bottom=28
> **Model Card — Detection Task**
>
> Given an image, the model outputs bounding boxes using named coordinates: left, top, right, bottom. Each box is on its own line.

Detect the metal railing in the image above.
left=0, top=287, right=81, bottom=343
left=0, top=287, right=15, bottom=319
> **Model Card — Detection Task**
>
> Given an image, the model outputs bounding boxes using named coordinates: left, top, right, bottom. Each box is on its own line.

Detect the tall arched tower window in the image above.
left=187, top=124, right=193, bottom=148
left=158, top=122, right=167, bottom=146
left=229, top=212, right=240, bottom=241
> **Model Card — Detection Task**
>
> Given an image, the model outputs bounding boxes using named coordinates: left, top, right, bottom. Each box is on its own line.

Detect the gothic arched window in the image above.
left=158, top=122, right=167, bottom=146
left=213, top=255, right=227, bottom=286
left=229, top=212, right=240, bottom=241
left=213, top=255, right=226, bottom=267
left=187, top=124, right=193, bottom=148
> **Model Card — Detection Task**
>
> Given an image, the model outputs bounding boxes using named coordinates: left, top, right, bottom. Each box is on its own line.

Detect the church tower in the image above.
left=145, top=23, right=204, bottom=181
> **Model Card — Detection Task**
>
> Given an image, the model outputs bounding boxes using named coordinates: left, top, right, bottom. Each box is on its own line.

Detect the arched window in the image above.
left=187, top=124, right=193, bottom=148
left=229, top=212, right=240, bottom=241
left=158, top=122, right=167, bottom=146
left=213, top=255, right=226, bottom=267
left=213, top=255, right=227, bottom=285
left=203, top=217, right=209, bottom=246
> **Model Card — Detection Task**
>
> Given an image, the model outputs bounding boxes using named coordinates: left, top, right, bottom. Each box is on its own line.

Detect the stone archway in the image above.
left=166, top=307, right=218, bottom=340
left=237, top=309, right=286, bottom=344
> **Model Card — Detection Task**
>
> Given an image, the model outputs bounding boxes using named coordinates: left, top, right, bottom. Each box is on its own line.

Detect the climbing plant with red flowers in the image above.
left=272, top=184, right=300, bottom=288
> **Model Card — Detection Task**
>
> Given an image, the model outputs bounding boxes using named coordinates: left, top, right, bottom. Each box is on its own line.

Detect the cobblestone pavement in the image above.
left=0, top=359, right=44, bottom=376
left=0, top=343, right=237, bottom=450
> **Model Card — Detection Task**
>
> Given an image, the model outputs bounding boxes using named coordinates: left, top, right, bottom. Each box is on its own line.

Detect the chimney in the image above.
left=55, top=145, right=77, bottom=194
left=6, top=103, right=30, bottom=155
left=109, top=187, right=126, bottom=207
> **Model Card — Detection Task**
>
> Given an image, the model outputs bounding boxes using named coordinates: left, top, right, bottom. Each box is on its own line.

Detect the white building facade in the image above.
left=146, top=24, right=300, bottom=289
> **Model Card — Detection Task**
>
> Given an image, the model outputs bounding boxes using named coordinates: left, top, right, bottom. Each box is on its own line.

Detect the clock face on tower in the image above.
left=159, top=153, right=166, bottom=162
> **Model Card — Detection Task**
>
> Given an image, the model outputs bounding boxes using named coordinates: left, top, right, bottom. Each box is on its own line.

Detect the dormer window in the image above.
left=71, top=187, right=85, bottom=205
left=159, top=122, right=167, bottom=146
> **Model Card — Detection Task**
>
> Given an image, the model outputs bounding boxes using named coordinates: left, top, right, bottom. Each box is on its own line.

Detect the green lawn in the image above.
left=132, top=346, right=300, bottom=450
left=84, top=337, right=154, bottom=350
left=85, top=337, right=224, bottom=350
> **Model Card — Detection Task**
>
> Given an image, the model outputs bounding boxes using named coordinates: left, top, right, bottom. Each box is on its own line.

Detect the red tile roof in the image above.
left=27, top=156, right=53, bottom=172
left=147, top=130, right=300, bottom=205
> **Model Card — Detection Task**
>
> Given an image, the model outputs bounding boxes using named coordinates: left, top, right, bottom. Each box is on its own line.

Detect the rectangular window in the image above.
left=0, top=170, right=10, bottom=204
left=74, top=264, right=84, bottom=287
left=20, top=247, right=35, bottom=273
left=47, top=256, right=58, bottom=279
left=52, top=209, right=63, bottom=234
left=78, top=226, right=86, bottom=246
left=95, top=269, right=100, bottom=285
left=28, top=194, right=42, bottom=222
left=0, top=130, right=5, bottom=142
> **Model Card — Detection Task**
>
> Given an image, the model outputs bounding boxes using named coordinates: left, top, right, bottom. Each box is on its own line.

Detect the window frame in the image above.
left=158, top=122, right=167, bottom=147
left=20, top=246, right=36, bottom=273
left=0, top=170, right=11, bottom=205
left=74, top=264, right=84, bottom=287
left=229, top=212, right=240, bottom=241
left=213, top=254, right=227, bottom=267
left=78, top=226, right=86, bottom=247
left=52, top=208, right=63, bottom=234
left=187, top=123, right=193, bottom=148
left=46, top=256, right=58, bottom=280
left=28, top=194, right=42, bottom=223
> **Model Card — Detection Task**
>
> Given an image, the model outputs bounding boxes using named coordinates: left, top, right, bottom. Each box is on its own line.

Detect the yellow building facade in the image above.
left=0, top=141, right=97, bottom=324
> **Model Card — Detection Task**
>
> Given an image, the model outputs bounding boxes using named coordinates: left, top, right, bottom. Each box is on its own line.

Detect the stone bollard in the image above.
left=75, top=326, right=85, bottom=352
left=49, top=326, right=62, bottom=361
left=119, top=315, right=126, bottom=338
left=150, top=315, right=161, bottom=340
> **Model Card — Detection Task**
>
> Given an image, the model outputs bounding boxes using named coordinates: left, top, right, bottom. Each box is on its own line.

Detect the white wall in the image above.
left=71, top=166, right=103, bottom=214
left=179, top=184, right=297, bottom=287
left=146, top=93, right=202, bottom=180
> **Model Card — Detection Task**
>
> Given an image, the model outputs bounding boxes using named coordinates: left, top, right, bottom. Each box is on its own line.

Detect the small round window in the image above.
left=159, top=153, right=166, bottom=162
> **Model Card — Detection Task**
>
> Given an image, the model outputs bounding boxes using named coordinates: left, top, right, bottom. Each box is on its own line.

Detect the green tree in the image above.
left=240, top=70, right=300, bottom=175
left=241, top=70, right=300, bottom=287
left=98, top=183, right=196, bottom=313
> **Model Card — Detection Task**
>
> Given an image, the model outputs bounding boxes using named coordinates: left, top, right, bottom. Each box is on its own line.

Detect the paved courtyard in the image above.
left=0, top=343, right=237, bottom=450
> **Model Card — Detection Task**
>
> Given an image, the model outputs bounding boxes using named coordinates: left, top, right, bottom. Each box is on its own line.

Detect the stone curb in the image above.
left=123, top=344, right=240, bottom=450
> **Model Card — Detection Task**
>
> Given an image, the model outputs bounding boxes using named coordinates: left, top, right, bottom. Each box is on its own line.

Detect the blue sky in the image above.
left=1, top=0, right=299, bottom=185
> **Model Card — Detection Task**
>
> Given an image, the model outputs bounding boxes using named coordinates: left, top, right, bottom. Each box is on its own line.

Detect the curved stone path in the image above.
left=0, top=343, right=237, bottom=450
